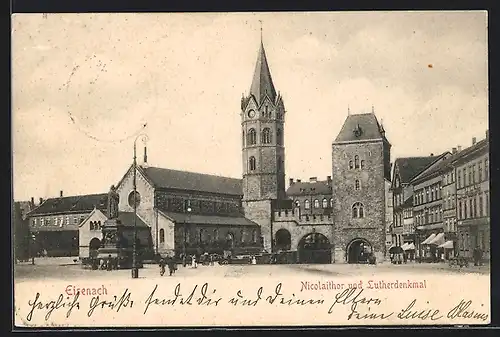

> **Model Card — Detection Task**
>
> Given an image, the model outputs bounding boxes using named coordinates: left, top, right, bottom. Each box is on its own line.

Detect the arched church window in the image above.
left=352, top=202, right=364, bottom=218
left=361, top=160, right=365, bottom=169
left=295, top=200, right=300, bottom=207
left=349, top=161, right=353, bottom=169
left=322, top=198, right=328, bottom=208
left=304, top=200, right=310, bottom=209
left=252, top=229, right=257, bottom=243
left=199, top=229, right=205, bottom=243
left=355, top=155, right=360, bottom=169
left=314, top=199, right=320, bottom=208
left=277, top=128, right=283, bottom=145
left=329, top=198, right=334, bottom=208
left=262, top=128, right=271, bottom=144
left=242, top=131, right=245, bottom=146
left=159, top=229, right=165, bottom=243
left=213, top=229, right=219, bottom=241
left=249, top=156, right=256, bottom=171
left=265, top=105, right=269, bottom=118
left=355, top=179, right=360, bottom=190
left=248, top=128, right=257, bottom=145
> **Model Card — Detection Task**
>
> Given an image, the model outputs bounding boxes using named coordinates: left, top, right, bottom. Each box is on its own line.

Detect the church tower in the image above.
left=241, top=38, right=286, bottom=252
left=241, top=40, right=286, bottom=202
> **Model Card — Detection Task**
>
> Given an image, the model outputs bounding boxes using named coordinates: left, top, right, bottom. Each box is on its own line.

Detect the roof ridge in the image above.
left=145, top=166, right=242, bottom=180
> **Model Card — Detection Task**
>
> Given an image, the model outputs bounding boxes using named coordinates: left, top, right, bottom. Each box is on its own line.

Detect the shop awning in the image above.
left=400, top=243, right=409, bottom=250
left=438, top=240, right=454, bottom=249
left=421, top=233, right=436, bottom=245
left=429, top=233, right=445, bottom=246
left=405, top=243, right=415, bottom=250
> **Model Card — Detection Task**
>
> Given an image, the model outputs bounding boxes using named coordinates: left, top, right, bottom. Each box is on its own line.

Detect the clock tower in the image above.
left=241, top=39, right=286, bottom=252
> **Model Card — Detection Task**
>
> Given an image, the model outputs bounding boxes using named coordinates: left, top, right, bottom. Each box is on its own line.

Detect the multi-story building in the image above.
left=13, top=199, right=36, bottom=261
left=286, top=177, right=333, bottom=216
left=455, top=133, right=489, bottom=261
left=26, top=192, right=108, bottom=257
left=384, top=179, right=393, bottom=255
left=411, top=152, right=452, bottom=259
left=390, top=156, right=439, bottom=248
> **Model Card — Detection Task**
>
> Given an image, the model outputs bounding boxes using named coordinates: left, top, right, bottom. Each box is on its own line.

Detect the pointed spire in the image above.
left=250, top=26, right=277, bottom=105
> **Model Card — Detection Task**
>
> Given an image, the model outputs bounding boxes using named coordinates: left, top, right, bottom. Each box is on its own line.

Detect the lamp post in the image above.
left=132, top=134, right=149, bottom=279
left=183, top=201, right=192, bottom=265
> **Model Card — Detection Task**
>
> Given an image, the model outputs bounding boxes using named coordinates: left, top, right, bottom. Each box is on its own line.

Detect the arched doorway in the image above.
left=346, top=238, right=372, bottom=264
left=298, top=233, right=331, bottom=264
left=89, top=237, right=101, bottom=258
left=275, top=229, right=291, bottom=251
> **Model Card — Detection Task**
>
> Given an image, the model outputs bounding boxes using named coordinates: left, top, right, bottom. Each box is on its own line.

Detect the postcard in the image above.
left=12, top=11, right=490, bottom=327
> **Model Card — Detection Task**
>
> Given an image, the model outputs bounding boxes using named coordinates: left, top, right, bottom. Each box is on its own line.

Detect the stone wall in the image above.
left=243, top=199, right=273, bottom=251
left=332, top=140, right=386, bottom=263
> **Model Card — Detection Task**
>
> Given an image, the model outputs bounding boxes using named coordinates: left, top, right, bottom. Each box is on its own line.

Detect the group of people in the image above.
left=159, top=257, right=178, bottom=276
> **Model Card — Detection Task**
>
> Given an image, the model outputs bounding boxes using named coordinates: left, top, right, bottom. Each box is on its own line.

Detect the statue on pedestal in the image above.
left=107, top=185, right=120, bottom=219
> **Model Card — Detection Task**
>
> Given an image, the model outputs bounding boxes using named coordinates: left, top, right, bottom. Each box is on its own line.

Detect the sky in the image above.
left=12, top=11, right=488, bottom=201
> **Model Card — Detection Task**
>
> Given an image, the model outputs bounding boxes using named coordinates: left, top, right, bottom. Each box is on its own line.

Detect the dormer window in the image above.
left=353, top=124, right=363, bottom=137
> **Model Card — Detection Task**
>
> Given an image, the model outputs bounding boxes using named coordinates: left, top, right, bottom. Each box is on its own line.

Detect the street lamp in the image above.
left=183, top=201, right=192, bottom=265
left=132, top=133, right=149, bottom=279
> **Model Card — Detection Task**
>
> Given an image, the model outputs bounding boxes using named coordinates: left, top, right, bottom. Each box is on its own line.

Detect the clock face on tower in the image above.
left=247, top=110, right=256, bottom=118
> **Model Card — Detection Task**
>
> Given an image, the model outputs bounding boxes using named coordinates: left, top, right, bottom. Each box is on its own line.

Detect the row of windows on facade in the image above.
left=414, top=183, right=442, bottom=206
left=161, top=198, right=241, bottom=214
left=248, top=106, right=283, bottom=120
left=445, top=218, right=458, bottom=233
left=458, top=230, right=489, bottom=252
left=158, top=228, right=258, bottom=244
left=248, top=156, right=283, bottom=172
left=457, top=158, right=489, bottom=189
left=348, top=155, right=368, bottom=170
left=295, top=198, right=333, bottom=209
left=457, top=192, right=489, bottom=220
left=244, top=128, right=283, bottom=146
left=414, top=206, right=443, bottom=226
left=89, top=221, right=102, bottom=231
left=32, top=215, right=86, bottom=227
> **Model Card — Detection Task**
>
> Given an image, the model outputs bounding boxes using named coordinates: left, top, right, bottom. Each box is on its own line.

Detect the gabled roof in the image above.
left=159, top=211, right=258, bottom=227
left=249, top=41, right=277, bottom=105
left=410, top=151, right=452, bottom=184
left=27, top=193, right=108, bottom=217
left=451, top=137, right=489, bottom=165
left=394, top=156, right=438, bottom=183
left=334, top=113, right=385, bottom=143
left=141, top=166, right=243, bottom=196
left=286, top=180, right=332, bottom=196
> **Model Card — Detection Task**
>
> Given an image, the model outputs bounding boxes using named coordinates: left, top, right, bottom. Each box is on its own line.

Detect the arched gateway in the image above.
left=89, top=237, right=101, bottom=258
left=346, top=238, right=372, bottom=264
left=275, top=229, right=291, bottom=251
left=298, top=233, right=331, bottom=264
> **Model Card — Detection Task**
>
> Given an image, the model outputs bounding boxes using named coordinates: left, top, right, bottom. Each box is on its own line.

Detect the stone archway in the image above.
left=275, top=229, right=291, bottom=251
left=298, top=233, right=331, bottom=264
left=89, top=237, right=101, bottom=258
left=346, top=238, right=372, bottom=264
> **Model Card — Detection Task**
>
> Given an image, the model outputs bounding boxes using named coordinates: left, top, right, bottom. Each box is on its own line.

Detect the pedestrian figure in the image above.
left=473, top=247, right=479, bottom=266
left=159, top=258, right=166, bottom=276
left=251, top=255, right=257, bottom=265
left=182, top=254, right=187, bottom=267
left=106, top=255, right=112, bottom=271
left=167, top=257, right=176, bottom=276
left=403, top=252, right=407, bottom=264
left=210, top=254, right=214, bottom=266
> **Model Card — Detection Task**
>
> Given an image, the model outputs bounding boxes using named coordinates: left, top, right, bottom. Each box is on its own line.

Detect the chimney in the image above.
left=327, top=176, right=332, bottom=185
left=472, top=137, right=477, bottom=145
left=297, top=179, right=301, bottom=183
left=458, top=146, right=462, bottom=152
left=452, top=147, right=457, bottom=154
left=39, top=197, right=43, bottom=205
left=289, top=178, right=294, bottom=186
left=309, top=177, right=317, bottom=183
left=60, top=190, right=63, bottom=198
left=430, top=153, right=434, bottom=156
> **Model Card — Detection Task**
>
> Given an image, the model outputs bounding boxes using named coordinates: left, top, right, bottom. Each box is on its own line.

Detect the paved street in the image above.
left=14, top=257, right=489, bottom=282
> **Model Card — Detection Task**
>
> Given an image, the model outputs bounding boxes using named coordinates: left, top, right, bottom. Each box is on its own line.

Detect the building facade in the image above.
left=26, top=192, right=108, bottom=257
left=390, top=156, right=439, bottom=248
left=331, top=113, right=391, bottom=263
left=455, top=134, right=490, bottom=260
left=287, top=177, right=333, bottom=216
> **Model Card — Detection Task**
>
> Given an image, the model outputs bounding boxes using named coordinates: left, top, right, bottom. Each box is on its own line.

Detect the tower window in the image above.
left=262, top=128, right=271, bottom=144
left=322, top=198, right=328, bottom=208
left=249, top=156, right=256, bottom=171
left=352, top=202, right=364, bottom=218
left=265, top=105, right=269, bottom=118
left=242, top=131, right=245, bottom=146
left=314, top=199, right=320, bottom=208
left=277, top=128, right=283, bottom=145
left=248, top=128, right=257, bottom=145
left=329, top=198, right=333, bottom=208
left=360, top=160, right=365, bottom=169
left=349, top=161, right=353, bottom=169
left=304, top=200, right=310, bottom=209
left=355, top=179, right=360, bottom=190
left=354, top=155, right=360, bottom=169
